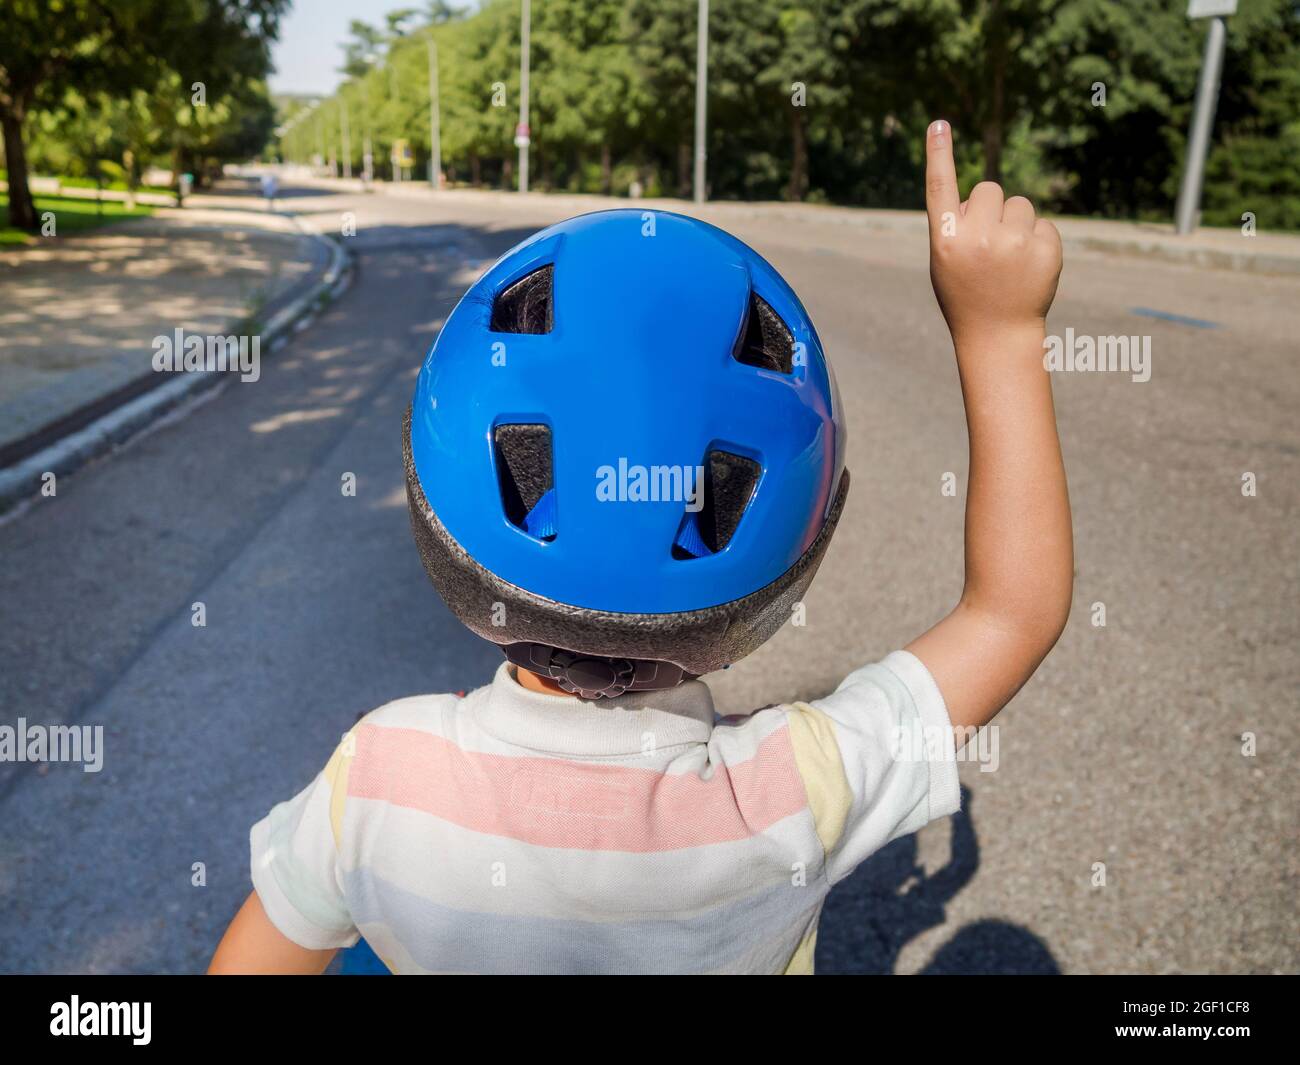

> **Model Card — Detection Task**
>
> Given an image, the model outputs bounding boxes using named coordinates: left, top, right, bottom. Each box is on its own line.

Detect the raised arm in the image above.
left=905, top=120, right=1073, bottom=736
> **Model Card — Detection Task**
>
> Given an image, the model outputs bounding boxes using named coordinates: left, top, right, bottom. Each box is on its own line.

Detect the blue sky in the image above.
left=272, top=0, right=464, bottom=96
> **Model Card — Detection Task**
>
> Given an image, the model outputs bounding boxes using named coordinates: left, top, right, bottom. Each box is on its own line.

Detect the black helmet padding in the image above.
left=403, top=407, right=849, bottom=678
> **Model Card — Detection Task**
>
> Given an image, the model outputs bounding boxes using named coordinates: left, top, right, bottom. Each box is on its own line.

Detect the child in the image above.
left=259, top=170, right=278, bottom=209
left=210, top=121, right=1071, bottom=975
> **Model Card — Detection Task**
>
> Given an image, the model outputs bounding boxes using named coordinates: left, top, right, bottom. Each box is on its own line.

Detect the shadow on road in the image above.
left=816, top=786, right=1059, bottom=974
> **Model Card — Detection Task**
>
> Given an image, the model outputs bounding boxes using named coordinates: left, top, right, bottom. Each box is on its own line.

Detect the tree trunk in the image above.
left=470, top=152, right=481, bottom=186
left=677, top=141, right=691, bottom=198
left=983, top=32, right=1007, bottom=183
left=171, top=142, right=192, bottom=201
left=600, top=142, right=612, bottom=195
left=786, top=108, right=808, bottom=202
left=123, top=148, right=138, bottom=210
left=1, top=108, right=37, bottom=232
left=502, top=157, right=513, bottom=190
left=981, top=118, right=1004, bottom=183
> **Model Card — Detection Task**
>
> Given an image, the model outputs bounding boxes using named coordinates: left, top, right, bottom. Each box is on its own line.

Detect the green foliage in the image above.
left=1200, top=0, right=1300, bottom=229
left=10, top=1, right=1293, bottom=229
left=0, top=0, right=287, bottom=229
left=284, top=0, right=1298, bottom=228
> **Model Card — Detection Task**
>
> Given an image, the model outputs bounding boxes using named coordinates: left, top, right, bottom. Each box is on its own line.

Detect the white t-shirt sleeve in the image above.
left=249, top=754, right=360, bottom=951
left=805, top=650, right=961, bottom=884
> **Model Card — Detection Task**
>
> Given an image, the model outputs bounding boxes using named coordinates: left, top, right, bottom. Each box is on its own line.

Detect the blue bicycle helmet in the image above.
left=405, top=209, right=848, bottom=697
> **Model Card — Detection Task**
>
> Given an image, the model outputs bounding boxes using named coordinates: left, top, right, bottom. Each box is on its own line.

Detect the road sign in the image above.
left=391, top=138, right=413, bottom=167
left=514, top=122, right=530, bottom=149
left=1187, top=0, right=1236, bottom=18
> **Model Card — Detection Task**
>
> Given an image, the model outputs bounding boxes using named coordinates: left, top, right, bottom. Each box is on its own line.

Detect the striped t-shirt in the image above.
left=250, top=650, right=960, bottom=974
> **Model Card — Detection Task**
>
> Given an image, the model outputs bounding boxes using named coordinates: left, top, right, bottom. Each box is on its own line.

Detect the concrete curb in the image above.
left=1064, top=234, right=1300, bottom=275
left=312, top=176, right=1300, bottom=277
left=0, top=216, right=352, bottom=519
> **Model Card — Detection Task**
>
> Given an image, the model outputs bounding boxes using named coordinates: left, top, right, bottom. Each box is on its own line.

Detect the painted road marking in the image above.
left=1130, top=307, right=1221, bottom=329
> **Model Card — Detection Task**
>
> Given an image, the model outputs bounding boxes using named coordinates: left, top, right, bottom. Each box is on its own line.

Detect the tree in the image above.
left=533, top=0, right=636, bottom=192
left=849, top=0, right=1064, bottom=184
left=1, top=1, right=124, bottom=230
left=1036, top=1, right=1198, bottom=218
left=280, top=0, right=1299, bottom=228
left=340, top=20, right=388, bottom=79
left=386, top=8, right=421, bottom=39
left=625, top=0, right=701, bottom=196
left=1203, top=0, right=1300, bottom=229
left=713, top=0, right=856, bottom=202
left=0, top=0, right=286, bottom=231
left=426, top=1, right=467, bottom=24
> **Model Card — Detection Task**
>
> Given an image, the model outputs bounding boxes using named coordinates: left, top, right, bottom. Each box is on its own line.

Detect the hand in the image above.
left=924, top=120, right=1062, bottom=346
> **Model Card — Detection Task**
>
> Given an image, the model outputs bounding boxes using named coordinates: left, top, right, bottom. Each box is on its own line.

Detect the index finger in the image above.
left=925, top=120, right=960, bottom=235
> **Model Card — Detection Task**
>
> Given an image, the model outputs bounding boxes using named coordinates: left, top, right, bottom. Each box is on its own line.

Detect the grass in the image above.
left=54, top=176, right=173, bottom=195
left=1, top=169, right=171, bottom=195
left=0, top=193, right=155, bottom=246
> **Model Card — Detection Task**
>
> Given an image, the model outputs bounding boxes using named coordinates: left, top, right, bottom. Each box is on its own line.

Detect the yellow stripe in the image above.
left=327, top=731, right=387, bottom=970
left=782, top=700, right=850, bottom=977
left=786, top=701, right=853, bottom=856
left=323, top=732, right=356, bottom=850
left=784, top=926, right=818, bottom=975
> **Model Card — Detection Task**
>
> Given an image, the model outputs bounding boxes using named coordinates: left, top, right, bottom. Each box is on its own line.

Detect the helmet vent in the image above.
left=733, top=293, right=794, bottom=374
left=493, top=423, right=556, bottom=541
left=490, top=264, right=554, bottom=334
left=672, top=450, right=761, bottom=559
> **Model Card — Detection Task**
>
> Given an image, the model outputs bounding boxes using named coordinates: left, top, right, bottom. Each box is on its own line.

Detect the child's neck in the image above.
left=514, top=666, right=579, bottom=698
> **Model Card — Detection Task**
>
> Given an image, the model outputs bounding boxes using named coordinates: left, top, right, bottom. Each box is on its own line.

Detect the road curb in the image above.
left=0, top=217, right=352, bottom=519
left=1064, top=234, right=1300, bottom=275
left=325, top=177, right=1300, bottom=277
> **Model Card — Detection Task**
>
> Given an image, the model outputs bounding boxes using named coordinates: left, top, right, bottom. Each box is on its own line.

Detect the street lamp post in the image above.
left=428, top=36, right=442, bottom=189
left=390, top=62, right=402, bottom=184
left=1175, top=0, right=1236, bottom=235
left=517, top=0, right=531, bottom=193
left=361, top=77, right=374, bottom=184
left=694, top=0, right=708, bottom=204
left=340, top=101, right=352, bottom=180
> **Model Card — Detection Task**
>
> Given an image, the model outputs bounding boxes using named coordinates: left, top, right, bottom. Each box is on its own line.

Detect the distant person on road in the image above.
left=260, top=172, right=278, bottom=209
left=211, top=120, right=1072, bottom=975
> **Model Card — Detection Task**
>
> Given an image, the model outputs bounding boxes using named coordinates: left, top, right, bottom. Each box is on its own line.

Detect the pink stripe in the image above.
left=346, top=722, right=809, bottom=853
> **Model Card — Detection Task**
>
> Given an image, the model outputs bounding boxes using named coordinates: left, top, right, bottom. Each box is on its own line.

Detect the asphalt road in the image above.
left=1, top=179, right=1296, bottom=974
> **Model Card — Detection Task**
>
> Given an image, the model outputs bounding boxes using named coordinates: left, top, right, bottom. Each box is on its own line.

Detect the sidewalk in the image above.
left=341, top=176, right=1300, bottom=276
left=0, top=198, right=338, bottom=472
